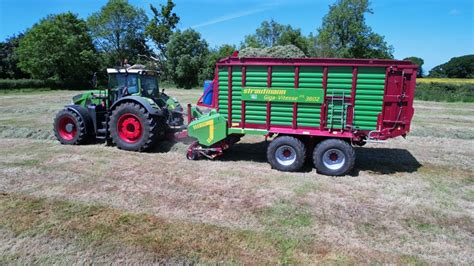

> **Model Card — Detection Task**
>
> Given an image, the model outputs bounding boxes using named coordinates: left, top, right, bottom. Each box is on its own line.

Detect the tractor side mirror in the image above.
left=92, top=72, right=97, bottom=88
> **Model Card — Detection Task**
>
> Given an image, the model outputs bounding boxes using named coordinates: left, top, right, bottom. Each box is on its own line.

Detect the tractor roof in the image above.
left=107, top=64, right=156, bottom=75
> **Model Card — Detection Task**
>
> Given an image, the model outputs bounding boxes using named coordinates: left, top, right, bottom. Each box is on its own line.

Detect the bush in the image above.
left=0, top=79, right=62, bottom=90
left=415, top=82, right=474, bottom=102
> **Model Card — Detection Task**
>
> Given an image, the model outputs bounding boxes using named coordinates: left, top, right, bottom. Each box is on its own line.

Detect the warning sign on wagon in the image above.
left=242, top=87, right=324, bottom=104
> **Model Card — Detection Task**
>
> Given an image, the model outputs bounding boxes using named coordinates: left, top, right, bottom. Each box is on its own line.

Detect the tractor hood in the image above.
left=72, top=90, right=107, bottom=106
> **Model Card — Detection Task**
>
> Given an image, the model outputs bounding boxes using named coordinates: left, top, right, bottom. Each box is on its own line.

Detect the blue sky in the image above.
left=0, top=0, right=473, bottom=72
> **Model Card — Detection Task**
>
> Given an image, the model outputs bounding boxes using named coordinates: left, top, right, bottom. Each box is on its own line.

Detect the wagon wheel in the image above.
left=267, top=136, right=306, bottom=172
left=313, top=139, right=355, bottom=176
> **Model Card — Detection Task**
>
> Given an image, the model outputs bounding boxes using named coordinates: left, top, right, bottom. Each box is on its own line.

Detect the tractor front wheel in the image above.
left=109, top=102, right=160, bottom=151
left=53, top=109, right=88, bottom=145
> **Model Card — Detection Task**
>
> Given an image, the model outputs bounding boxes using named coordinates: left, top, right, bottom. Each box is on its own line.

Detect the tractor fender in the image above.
left=65, top=105, right=94, bottom=135
left=110, top=96, right=163, bottom=116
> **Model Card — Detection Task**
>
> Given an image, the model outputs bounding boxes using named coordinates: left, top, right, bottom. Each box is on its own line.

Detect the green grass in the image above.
left=0, top=193, right=307, bottom=264
left=414, top=82, right=474, bottom=102
left=400, top=254, right=429, bottom=266
left=417, top=78, right=474, bottom=85
left=258, top=200, right=313, bottom=228
left=294, top=181, right=321, bottom=197
left=404, top=218, right=443, bottom=234
left=0, top=88, right=54, bottom=94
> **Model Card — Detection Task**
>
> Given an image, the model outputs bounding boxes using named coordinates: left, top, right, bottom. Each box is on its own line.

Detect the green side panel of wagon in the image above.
left=231, top=67, right=243, bottom=123
left=245, top=66, right=268, bottom=124
left=353, top=67, right=386, bottom=130
left=217, top=67, right=229, bottom=119
left=297, top=66, right=323, bottom=127
left=270, top=66, right=294, bottom=126
left=326, top=67, right=353, bottom=129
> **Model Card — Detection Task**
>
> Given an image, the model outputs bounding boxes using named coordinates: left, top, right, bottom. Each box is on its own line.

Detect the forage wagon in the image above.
left=186, top=54, right=417, bottom=176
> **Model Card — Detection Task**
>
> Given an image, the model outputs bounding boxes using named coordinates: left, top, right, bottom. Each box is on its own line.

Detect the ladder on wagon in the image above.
left=327, top=90, right=351, bottom=131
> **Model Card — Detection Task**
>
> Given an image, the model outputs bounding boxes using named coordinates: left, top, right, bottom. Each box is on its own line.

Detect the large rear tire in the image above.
left=313, top=139, right=355, bottom=176
left=109, top=102, right=161, bottom=151
left=267, top=136, right=306, bottom=172
left=53, top=109, right=88, bottom=145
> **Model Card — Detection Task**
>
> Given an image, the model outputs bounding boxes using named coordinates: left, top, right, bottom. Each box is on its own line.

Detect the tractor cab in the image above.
left=106, top=65, right=183, bottom=118
left=107, top=65, right=160, bottom=105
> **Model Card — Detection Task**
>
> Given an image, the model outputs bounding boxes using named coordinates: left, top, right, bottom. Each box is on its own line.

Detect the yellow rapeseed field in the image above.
left=417, top=78, right=474, bottom=84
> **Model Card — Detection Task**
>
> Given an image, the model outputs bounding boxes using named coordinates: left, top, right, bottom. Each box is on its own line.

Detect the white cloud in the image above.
left=190, top=4, right=278, bottom=29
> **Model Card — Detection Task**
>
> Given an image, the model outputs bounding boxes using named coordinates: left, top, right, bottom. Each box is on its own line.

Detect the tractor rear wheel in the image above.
left=313, top=139, right=355, bottom=176
left=53, top=109, right=88, bottom=145
left=267, top=136, right=306, bottom=172
left=109, top=102, right=161, bottom=151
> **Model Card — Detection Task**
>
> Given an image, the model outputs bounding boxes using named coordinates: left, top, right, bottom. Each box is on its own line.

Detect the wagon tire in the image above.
left=53, top=109, right=88, bottom=145
left=267, top=136, right=306, bottom=172
left=313, top=139, right=355, bottom=176
left=109, top=102, right=160, bottom=151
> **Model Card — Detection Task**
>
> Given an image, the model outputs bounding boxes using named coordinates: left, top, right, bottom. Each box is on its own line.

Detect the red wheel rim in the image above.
left=329, top=152, right=339, bottom=161
left=58, top=116, right=77, bottom=141
left=117, top=113, right=143, bottom=143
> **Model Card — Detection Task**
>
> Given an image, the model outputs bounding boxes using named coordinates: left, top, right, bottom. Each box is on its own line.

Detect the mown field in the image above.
left=0, top=88, right=473, bottom=264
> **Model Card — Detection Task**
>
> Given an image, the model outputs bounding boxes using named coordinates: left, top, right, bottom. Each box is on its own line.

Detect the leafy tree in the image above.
left=242, top=35, right=264, bottom=49
left=87, top=0, right=149, bottom=66
left=429, top=55, right=474, bottom=78
left=315, top=0, right=393, bottom=58
left=166, top=29, right=208, bottom=89
left=278, top=27, right=311, bottom=56
left=202, top=44, right=236, bottom=80
left=255, top=20, right=285, bottom=47
left=242, top=20, right=311, bottom=55
left=146, top=0, right=179, bottom=57
left=404, top=56, right=424, bottom=77
left=145, top=0, right=180, bottom=78
left=16, top=12, right=98, bottom=86
left=0, top=33, right=30, bottom=79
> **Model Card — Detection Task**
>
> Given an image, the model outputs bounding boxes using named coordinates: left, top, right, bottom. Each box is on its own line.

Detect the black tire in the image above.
left=53, top=109, right=88, bottom=145
left=109, top=102, right=161, bottom=151
left=267, top=136, right=306, bottom=172
left=313, top=139, right=355, bottom=176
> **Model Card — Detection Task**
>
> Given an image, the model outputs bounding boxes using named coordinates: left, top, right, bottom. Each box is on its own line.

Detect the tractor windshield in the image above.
left=109, top=74, right=138, bottom=92
left=140, top=75, right=159, bottom=97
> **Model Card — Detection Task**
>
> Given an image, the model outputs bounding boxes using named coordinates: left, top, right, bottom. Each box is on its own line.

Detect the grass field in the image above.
left=417, top=78, right=474, bottom=85
left=0, top=88, right=473, bottom=264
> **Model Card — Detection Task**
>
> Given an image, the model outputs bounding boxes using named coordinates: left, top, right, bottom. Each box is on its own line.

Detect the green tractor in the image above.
left=53, top=65, right=184, bottom=151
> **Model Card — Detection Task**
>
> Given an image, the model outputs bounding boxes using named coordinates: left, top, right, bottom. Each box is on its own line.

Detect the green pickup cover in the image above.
left=187, top=110, right=227, bottom=147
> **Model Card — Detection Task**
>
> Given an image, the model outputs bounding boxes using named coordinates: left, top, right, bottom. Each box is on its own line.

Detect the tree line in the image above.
left=1, top=0, right=472, bottom=90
